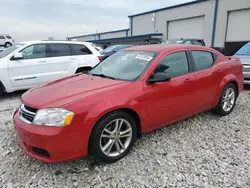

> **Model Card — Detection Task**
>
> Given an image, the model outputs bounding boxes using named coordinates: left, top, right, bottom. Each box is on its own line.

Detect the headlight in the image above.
left=33, top=108, right=74, bottom=127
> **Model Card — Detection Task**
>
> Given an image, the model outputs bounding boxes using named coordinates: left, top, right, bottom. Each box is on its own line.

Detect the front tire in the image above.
left=4, top=42, right=12, bottom=48
left=89, top=111, right=137, bottom=163
left=213, top=83, right=237, bottom=116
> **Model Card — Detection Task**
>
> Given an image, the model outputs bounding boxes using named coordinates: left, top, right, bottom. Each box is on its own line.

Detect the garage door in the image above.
left=167, top=16, right=205, bottom=39
left=226, top=9, right=250, bottom=42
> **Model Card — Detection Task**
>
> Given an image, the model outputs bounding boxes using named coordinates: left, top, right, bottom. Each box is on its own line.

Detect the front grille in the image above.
left=19, top=104, right=37, bottom=124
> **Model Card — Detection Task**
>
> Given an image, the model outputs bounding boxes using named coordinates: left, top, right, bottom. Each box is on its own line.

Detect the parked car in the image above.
left=0, top=34, right=14, bottom=47
left=0, top=40, right=102, bottom=94
left=101, top=44, right=133, bottom=60
left=162, top=38, right=206, bottom=46
left=13, top=44, right=243, bottom=163
left=234, top=41, right=250, bottom=84
left=162, top=38, right=225, bottom=54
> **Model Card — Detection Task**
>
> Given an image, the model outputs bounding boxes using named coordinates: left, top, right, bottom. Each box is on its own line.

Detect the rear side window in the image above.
left=70, top=44, right=92, bottom=55
left=48, top=44, right=71, bottom=57
left=192, top=51, right=214, bottom=71
left=212, top=53, right=218, bottom=61
left=6, top=36, right=12, bottom=39
left=0, top=36, right=5, bottom=39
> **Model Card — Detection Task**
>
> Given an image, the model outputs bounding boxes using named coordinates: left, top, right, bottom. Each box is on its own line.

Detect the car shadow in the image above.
left=244, top=84, right=250, bottom=90
left=0, top=90, right=26, bottom=100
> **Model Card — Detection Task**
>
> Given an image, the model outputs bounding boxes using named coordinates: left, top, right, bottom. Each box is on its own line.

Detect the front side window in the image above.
left=70, top=44, right=92, bottom=55
left=154, top=51, right=189, bottom=78
left=48, top=44, right=71, bottom=57
left=90, top=51, right=156, bottom=81
left=20, top=44, right=46, bottom=60
left=6, top=36, right=12, bottom=39
left=192, top=51, right=214, bottom=71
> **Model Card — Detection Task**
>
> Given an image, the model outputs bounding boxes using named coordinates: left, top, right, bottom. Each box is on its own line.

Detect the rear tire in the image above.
left=89, top=111, right=137, bottom=163
left=213, top=83, right=237, bottom=116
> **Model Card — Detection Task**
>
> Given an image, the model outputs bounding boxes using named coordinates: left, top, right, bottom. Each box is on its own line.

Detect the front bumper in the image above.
left=13, top=110, right=89, bottom=163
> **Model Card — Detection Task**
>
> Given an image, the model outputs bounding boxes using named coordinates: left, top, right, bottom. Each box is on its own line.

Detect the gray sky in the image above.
left=1, top=0, right=192, bottom=42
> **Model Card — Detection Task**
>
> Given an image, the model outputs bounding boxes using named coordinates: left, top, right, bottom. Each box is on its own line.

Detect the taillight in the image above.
left=98, top=56, right=103, bottom=61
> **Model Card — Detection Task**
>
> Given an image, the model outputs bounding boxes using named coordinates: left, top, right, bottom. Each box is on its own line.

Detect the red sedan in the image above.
left=13, top=44, right=244, bottom=163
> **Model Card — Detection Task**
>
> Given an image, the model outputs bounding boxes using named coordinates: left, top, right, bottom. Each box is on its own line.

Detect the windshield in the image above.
left=90, top=51, right=157, bottom=81
left=162, top=39, right=184, bottom=44
left=0, top=43, right=24, bottom=58
left=235, top=42, right=250, bottom=55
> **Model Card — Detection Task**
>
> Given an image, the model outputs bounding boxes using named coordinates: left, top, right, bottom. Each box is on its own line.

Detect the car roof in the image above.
left=125, top=44, right=210, bottom=53
left=20, top=40, right=92, bottom=45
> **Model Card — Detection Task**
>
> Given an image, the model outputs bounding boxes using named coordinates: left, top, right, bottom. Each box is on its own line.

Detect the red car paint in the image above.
left=13, top=45, right=244, bottom=162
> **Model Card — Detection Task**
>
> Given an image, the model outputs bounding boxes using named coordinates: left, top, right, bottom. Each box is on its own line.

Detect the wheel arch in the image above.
left=214, top=74, right=240, bottom=106
left=0, top=81, right=6, bottom=92
left=88, top=107, right=142, bottom=153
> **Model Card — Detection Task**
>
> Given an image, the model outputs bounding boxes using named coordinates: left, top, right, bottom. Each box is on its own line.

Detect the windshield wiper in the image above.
left=90, top=73, right=116, bottom=80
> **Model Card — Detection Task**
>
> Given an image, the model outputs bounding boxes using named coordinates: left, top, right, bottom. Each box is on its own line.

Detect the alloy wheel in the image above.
left=222, top=87, right=236, bottom=112
left=100, top=118, right=132, bottom=157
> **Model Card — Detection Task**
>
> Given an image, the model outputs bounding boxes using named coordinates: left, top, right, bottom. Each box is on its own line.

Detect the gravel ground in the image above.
left=0, top=88, right=250, bottom=188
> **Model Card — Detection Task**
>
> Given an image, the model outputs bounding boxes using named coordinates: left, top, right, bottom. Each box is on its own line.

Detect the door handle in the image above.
left=38, top=60, right=47, bottom=63
left=216, top=69, right=223, bottom=73
left=183, top=78, right=193, bottom=83
left=69, top=58, right=76, bottom=60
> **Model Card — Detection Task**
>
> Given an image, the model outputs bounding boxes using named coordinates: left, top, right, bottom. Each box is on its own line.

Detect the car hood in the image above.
left=234, top=55, right=250, bottom=65
left=21, top=74, right=128, bottom=108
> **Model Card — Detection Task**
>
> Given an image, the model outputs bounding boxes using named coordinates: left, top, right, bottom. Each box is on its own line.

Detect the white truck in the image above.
left=0, top=40, right=102, bottom=94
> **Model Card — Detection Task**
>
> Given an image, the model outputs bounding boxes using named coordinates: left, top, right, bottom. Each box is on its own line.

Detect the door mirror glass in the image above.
left=148, top=72, right=171, bottom=84
left=13, top=52, right=23, bottom=60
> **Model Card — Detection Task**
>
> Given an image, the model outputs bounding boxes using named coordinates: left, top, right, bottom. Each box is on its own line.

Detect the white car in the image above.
left=0, top=40, right=102, bottom=94
left=0, top=34, right=14, bottom=47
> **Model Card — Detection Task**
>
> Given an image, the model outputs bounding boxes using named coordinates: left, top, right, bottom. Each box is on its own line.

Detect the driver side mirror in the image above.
left=148, top=72, right=171, bottom=84
left=13, top=52, right=23, bottom=60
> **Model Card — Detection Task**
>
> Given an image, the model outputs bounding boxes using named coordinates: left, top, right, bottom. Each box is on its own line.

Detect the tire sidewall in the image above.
left=217, top=83, right=237, bottom=115
left=90, top=111, right=137, bottom=163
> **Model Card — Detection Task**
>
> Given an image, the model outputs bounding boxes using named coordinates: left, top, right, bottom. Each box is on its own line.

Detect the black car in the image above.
left=162, top=38, right=205, bottom=46
left=161, top=38, right=225, bottom=54
left=101, top=45, right=133, bottom=60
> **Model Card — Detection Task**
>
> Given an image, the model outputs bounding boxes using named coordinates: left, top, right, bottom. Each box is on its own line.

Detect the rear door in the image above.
left=8, top=43, right=50, bottom=89
left=47, top=43, right=78, bottom=81
left=70, top=43, right=100, bottom=70
left=189, top=50, right=221, bottom=109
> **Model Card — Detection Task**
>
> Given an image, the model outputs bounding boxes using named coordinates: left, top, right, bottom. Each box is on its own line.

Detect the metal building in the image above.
left=67, top=0, right=250, bottom=55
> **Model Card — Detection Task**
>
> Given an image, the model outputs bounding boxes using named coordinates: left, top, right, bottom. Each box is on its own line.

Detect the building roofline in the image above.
left=68, top=29, right=129, bottom=39
left=128, top=0, right=208, bottom=18
left=87, top=33, right=163, bottom=43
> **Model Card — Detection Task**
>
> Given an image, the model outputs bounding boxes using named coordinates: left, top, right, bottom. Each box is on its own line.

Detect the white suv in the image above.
left=0, top=40, right=102, bottom=94
left=0, top=34, right=14, bottom=47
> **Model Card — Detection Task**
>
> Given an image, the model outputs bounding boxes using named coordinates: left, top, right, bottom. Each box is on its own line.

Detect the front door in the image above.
left=144, top=51, right=197, bottom=128
left=8, top=43, right=50, bottom=89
